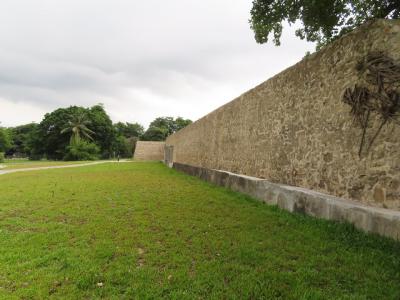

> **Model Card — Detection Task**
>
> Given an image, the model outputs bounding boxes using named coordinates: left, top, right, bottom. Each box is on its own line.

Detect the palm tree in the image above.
left=61, top=112, right=95, bottom=145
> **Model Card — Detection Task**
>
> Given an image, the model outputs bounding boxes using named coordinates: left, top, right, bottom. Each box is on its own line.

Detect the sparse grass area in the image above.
left=1, top=160, right=92, bottom=170
left=0, top=162, right=399, bottom=299
left=4, top=158, right=31, bottom=163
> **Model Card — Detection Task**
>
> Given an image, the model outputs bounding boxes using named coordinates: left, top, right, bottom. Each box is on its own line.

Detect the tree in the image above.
left=87, top=104, right=116, bottom=158
left=8, top=123, right=39, bottom=157
left=25, top=125, right=44, bottom=160
left=249, top=0, right=400, bottom=49
left=148, top=117, right=176, bottom=136
left=174, top=117, right=192, bottom=132
left=142, top=116, right=192, bottom=141
left=142, top=126, right=168, bottom=141
left=113, top=121, right=143, bottom=158
left=112, top=135, right=138, bottom=158
left=61, top=112, right=95, bottom=145
left=38, top=106, right=86, bottom=159
left=37, top=105, right=116, bottom=160
left=63, top=140, right=100, bottom=161
left=114, top=122, right=144, bottom=138
left=0, top=127, right=12, bottom=153
left=86, top=104, right=116, bottom=158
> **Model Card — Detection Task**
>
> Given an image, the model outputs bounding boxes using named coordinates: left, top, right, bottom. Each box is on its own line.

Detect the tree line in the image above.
left=0, top=104, right=191, bottom=161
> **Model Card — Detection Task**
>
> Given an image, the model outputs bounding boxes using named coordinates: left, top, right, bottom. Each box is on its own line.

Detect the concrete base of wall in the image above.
left=172, top=162, right=400, bottom=241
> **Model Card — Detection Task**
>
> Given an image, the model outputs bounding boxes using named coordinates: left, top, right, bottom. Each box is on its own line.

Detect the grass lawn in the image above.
left=0, top=162, right=399, bottom=299
left=1, top=160, right=91, bottom=170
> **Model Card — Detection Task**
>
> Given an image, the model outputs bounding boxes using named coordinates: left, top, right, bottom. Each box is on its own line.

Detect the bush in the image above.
left=28, top=154, right=43, bottom=161
left=113, top=136, right=137, bottom=158
left=63, top=140, right=100, bottom=161
left=0, top=152, right=4, bottom=163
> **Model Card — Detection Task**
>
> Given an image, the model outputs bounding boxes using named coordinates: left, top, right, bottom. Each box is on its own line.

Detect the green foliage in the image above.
left=113, top=136, right=137, bottom=158
left=6, top=107, right=192, bottom=159
left=38, top=106, right=85, bottom=160
left=148, top=117, right=176, bottom=136
left=26, top=125, right=45, bottom=160
left=174, top=116, right=192, bottom=131
left=0, top=152, right=4, bottom=163
left=86, top=104, right=116, bottom=158
left=8, top=123, right=39, bottom=158
left=63, top=140, right=100, bottom=161
left=37, top=105, right=115, bottom=160
left=142, top=116, right=192, bottom=141
left=113, top=122, right=144, bottom=158
left=0, top=127, right=12, bottom=153
left=125, top=137, right=138, bottom=157
left=250, top=0, right=400, bottom=49
left=114, top=122, right=144, bottom=139
left=61, top=112, right=95, bottom=145
left=142, top=126, right=168, bottom=141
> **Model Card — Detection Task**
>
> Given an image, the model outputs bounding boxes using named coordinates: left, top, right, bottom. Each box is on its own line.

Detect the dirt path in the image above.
left=0, top=160, right=131, bottom=176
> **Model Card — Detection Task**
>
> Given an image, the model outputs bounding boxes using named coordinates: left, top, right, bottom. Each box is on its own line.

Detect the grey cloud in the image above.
left=0, top=0, right=314, bottom=127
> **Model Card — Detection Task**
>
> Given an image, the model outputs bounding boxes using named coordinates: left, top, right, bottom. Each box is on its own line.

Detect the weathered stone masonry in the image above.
left=133, top=141, right=165, bottom=161
left=166, top=20, right=400, bottom=210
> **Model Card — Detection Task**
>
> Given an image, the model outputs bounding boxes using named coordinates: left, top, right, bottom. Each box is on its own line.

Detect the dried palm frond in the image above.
left=343, top=52, right=400, bottom=157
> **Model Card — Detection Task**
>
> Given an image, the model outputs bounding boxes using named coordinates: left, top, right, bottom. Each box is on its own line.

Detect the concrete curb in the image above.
left=172, top=162, right=400, bottom=241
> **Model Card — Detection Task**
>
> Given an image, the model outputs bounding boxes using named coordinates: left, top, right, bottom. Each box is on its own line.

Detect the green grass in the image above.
left=0, top=162, right=399, bottom=299
left=1, top=160, right=91, bottom=170
left=4, top=158, right=31, bottom=163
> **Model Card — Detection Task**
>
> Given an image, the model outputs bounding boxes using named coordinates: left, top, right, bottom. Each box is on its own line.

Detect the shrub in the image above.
left=0, top=152, right=4, bottom=163
left=28, top=154, right=43, bottom=161
left=63, top=140, right=100, bottom=161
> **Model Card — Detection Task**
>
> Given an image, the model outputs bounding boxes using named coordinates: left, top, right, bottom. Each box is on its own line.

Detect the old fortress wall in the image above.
left=133, top=141, right=165, bottom=161
left=166, top=19, right=400, bottom=210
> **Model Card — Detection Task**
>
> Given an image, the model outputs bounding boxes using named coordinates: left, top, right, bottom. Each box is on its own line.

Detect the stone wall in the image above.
left=133, top=141, right=165, bottom=161
left=166, top=19, right=400, bottom=210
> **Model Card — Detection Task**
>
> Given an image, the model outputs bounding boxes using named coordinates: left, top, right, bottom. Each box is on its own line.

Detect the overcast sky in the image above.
left=0, top=0, right=314, bottom=128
